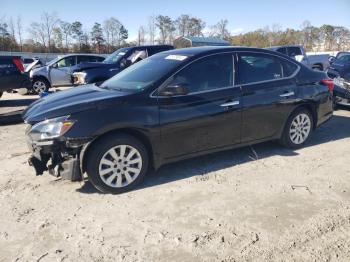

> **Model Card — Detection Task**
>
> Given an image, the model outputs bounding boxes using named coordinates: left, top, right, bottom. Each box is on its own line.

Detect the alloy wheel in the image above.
left=32, top=81, right=47, bottom=94
left=98, top=145, right=143, bottom=188
left=289, top=113, right=311, bottom=145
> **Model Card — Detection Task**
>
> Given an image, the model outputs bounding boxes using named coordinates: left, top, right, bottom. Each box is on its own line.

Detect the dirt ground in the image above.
left=0, top=92, right=350, bottom=262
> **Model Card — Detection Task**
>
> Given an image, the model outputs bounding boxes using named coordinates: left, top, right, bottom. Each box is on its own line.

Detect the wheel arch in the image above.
left=292, top=103, right=318, bottom=129
left=279, top=103, right=318, bottom=138
left=312, top=63, right=324, bottom=71
left=80, top=128, right=155, bottom=174
left=32, top=75, right=51, bottom=87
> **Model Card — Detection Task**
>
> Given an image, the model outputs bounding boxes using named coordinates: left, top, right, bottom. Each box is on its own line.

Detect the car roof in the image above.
left=58, top=54, right=104, bottom=59
left=267, top=45, right=302, bottom=50
left=158, top=46, right=284, bottom=57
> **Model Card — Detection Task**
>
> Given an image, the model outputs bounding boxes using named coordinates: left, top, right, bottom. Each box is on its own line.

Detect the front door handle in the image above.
left=220, top=101, right=240, bottom=107
left=280, top=91, right=295, bottom=98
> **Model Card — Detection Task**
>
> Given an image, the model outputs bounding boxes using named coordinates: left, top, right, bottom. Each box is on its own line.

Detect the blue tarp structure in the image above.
left=174, top=36, right=230, bottom=48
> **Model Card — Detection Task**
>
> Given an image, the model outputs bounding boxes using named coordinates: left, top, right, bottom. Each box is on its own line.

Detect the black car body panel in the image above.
left=72, top=45, right=174, bottom=84
left=23, top=47, right=333, bottom=181
left=0, top=56, right=31, bottom=92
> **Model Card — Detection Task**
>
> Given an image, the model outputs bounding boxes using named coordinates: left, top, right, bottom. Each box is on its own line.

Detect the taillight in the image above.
left=322, top=79, right=334, bottom=92
left=13, top=58, right=25, bottom=73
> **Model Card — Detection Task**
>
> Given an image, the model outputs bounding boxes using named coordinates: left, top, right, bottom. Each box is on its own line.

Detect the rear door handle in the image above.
left=280, top=91, right=295, bottom=98
left=220, top=101, right=240, bottom=107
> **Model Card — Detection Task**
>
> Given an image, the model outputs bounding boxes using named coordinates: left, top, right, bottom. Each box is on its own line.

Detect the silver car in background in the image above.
left=30, top=54, right=105, bottom=94
left=267, top=45, right=330, bottom=71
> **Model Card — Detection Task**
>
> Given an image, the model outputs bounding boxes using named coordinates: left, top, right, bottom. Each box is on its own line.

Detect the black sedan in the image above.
left=23, top=47, right=334, bottom=194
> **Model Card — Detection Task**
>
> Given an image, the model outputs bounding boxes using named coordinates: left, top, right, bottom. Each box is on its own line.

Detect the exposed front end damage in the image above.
left=27, top=137, right=91, bottom=181
left=25, top=117, right=92, bottom=182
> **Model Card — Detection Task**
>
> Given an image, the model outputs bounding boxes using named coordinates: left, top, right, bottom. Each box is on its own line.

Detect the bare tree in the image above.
left=209, top=19, right=230, bottom=39
left=8, top=17, right=16, bottom=41
left=103, top=17, right=128, bottom=51
left=60, top=21, right=72, bottom=51
left=148, top=16, right=156, bottom=44
left=41, top=12, right=59, bottom=52
left=138, top=26, right=146, bottom=45
left=175, top=14, right=191, bottom=37
left=28, top=12, right=59, bottom=51
left=28, top=22, right=47, bottom=48
left=155, top=15, right=175, bottom=44
left=16, top=16, right=23, bottom=51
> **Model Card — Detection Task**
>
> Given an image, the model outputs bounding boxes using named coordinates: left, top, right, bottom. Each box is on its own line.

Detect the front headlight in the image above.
left=28, top=116, right=75, bottom=141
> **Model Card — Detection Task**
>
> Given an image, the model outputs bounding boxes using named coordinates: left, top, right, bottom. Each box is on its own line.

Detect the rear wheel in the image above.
left=280, top=108, right=314, bottom=148
left=85, top=134, right=149, bottom=194
left=32, top=78, right=50, bottom=95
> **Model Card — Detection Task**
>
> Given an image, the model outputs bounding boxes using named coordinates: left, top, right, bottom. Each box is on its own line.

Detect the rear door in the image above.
left=158, top=53, right=242, bottom=159
left=237, top=52, right=300, bottom=142
left=49, top=56, right=77, bottom=86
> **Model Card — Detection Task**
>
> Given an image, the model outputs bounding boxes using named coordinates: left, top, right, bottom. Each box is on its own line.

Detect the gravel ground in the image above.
left=0, top=93, right=350, bottom=262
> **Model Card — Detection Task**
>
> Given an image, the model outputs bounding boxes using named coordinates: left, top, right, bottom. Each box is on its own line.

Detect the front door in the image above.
left=50, top=56, right=76, bottom=86
left=158, top=53, right=242, bottom=159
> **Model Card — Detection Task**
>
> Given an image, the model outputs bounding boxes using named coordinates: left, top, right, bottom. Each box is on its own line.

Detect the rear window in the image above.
left=276, top=47, right=287, bottom=55
left=287, top=47, right=302, bottom=57
left=238, top=52, right=298, bottom=84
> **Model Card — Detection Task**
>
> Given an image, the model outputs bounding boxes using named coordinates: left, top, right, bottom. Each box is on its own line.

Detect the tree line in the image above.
left=0, top=12, right=349, bottom=54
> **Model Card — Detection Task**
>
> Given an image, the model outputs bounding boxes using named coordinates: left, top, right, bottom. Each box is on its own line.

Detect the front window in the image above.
left=167, top=54, right=233, bottom=93
left=57, top=56, right=76, bottom=68
left=103, top=48, right=131, bottom=64
left=100, top=54, right=187, bottom=91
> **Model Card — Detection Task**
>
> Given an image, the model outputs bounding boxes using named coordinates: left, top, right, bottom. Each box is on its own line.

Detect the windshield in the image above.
left=47, top=56, right=63, bottom=66
left=103, top=47, right=131, bottom=64
left=100, top=53, right=188, bottom=91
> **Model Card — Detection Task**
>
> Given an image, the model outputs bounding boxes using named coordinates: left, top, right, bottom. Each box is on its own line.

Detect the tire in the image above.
left=32, top=78, right=50, bottom=95
left=85, top=133, right=149, bottom=194
left=280, top=108, right=314, bottom=149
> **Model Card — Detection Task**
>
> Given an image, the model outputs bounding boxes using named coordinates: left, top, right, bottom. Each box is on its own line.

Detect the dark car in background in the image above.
left=267, top=45, right=329, bottom=71
left=327, top=52, right=350, bottom=80
left=0, top=56, right=31, bottom=99
left=23, top=47, right=333, bottom=194
left=327, top=52, right=350, bottom=107
left=30, top=54, right=105, bottom=94
left=72, top=45, right=174, bottom=85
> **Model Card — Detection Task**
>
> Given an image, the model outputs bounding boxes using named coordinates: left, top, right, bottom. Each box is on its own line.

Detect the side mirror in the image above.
left=158, top=83, right=189, bottom=96
left=328, top=56, right=336, bottom=64
left=52, top=63, right=58, bottom=69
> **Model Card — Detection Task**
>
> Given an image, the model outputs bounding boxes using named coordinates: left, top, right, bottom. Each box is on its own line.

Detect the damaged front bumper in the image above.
left=26, top=134, right=91, bottom=181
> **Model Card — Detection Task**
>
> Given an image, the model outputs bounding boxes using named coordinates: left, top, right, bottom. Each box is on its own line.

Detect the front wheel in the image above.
left=85, top=134, right=149, bottom=194
left=32, top=79, right=50, bottom=95
left=280, top=108, right=314, bottom=149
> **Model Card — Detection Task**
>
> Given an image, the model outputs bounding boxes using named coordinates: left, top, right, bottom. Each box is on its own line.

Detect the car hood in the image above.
left=25, top=60, right=42, bottom=72
left=74, top=62, right=118, bottom=71
left=23, top=84, right=128, bottom=124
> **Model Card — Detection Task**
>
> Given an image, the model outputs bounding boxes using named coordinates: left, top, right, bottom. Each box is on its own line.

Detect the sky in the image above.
left=1, top=0, right=350, bottom=41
